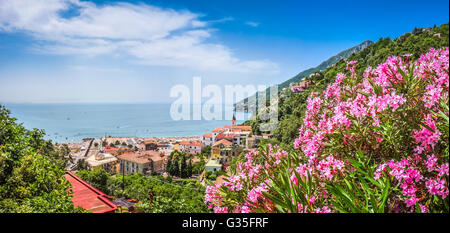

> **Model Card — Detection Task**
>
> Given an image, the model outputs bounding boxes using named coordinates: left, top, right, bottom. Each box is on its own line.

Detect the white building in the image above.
left=202, top=133, right=213, bottom=146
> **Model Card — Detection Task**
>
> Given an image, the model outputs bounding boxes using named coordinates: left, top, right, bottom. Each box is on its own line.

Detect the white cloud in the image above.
left=0, top=0, right=277, bottom=74
left=246, top=21, right=260, bottom=27
left=207, top=17, right=234, bottom=24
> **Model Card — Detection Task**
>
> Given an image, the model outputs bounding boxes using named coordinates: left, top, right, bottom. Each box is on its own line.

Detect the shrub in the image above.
left=205, top=47, right=449, bottom=213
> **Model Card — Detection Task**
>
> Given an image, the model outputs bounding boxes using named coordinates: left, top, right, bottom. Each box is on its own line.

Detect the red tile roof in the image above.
left=216, top=133, right=240, bottom=139
left=213, top=139, right=233, bottom=147
left=104, top=147, right=118, bottom=152
left=64, top=171, right=117, bottom=213
left=190, top=141, right=203, bottom=147
left=143, top=140, right=157, bottom=144
left=212, top=128, right=225, bottom=133
left=118, top=151, right=164, bottom=164
left=232, top=125, right=252, bottom=131
left=203, top=133, right=212, bottom=138
left=223, top=125, right=252, bottom=131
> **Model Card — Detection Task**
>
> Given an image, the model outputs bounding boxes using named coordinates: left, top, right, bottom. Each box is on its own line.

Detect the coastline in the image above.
left=4, top=103, right=250, bottom=144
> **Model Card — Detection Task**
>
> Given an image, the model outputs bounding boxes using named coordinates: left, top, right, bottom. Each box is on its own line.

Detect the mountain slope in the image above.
left=235, top=40, right=373, bottom=110
left=267, top=23, right=449, bottom=146
left=278, top=40, right=373, bottom=90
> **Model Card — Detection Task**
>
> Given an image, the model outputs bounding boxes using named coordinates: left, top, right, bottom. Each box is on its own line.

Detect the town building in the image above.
left=246, top=136, right=263, bottom=149
left=103, top=144, right=118, bottom=153
left=202, top=133, right=213, bottom=146
left=179, top=140, right=203, bottom=155
left=118, top=150, right=166, bottom=175
left=211, top=139, right=242, bottom=165
left=291, top=79, right=314, bottom=93
left=142, top=140, right=158, bottom=151
left=157, top=142, right=174, bottom=156
left=205, top=159, right=222, bottom=174
left=210, top=120, right=252, bottom=146
left=212, top=128, right=225, bottom=142
left=85, top=150, right=118, bottom=173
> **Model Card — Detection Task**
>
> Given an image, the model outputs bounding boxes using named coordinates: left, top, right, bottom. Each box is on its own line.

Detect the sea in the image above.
left=3, top=103, right=252, bottom=143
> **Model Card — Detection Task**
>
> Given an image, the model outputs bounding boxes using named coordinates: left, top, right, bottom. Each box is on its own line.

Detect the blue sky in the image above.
left=0, top=0, right=448, bottom=103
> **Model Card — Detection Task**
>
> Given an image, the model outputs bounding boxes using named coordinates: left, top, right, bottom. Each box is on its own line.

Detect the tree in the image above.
left=166, top=155, right=173, bottom=176
left=180, top=154, right=187, bottom=178
left=75, top=159, right=88, bottom=171
left=77, top=167, right=110, bottom=192
left=94, top=142, right=99, bottom=148
left=187, top=159, right=193, bottom=177
left=201, top=146, right=211, bottom=157
left=172, top=160, right=180, bottom=177
left=115, top=140, right=120, bottom=145
left=0, top=105, right=84, bottom=213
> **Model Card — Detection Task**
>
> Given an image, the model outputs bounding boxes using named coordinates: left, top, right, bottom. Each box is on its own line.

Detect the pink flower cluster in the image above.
left=206, top=47, right=449, bottom=213
left=296, top=47, right=449, bottom=212
left=205, top=146, right=287, bottom=213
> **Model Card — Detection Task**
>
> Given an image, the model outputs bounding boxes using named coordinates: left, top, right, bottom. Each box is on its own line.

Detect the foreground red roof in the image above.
left=64, top=171, right=117, bottom=213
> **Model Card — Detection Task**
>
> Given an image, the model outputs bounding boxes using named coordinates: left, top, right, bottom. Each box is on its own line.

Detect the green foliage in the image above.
left=180, top=154, right=188, bottom=178
left=192, top=156, right=205, bottom=175
left=74, top=158, right=88, bottom=171
left=76, top=167, right=110, bottom=191
left=325, top=151, right=393, bottom=213
left=187, top=159, right=193, bottom=177
left=201, top=145, right=211, bottom=157
left=76, top=168, right=210, bottom=213
left=0, top=105, right=83, bottom=213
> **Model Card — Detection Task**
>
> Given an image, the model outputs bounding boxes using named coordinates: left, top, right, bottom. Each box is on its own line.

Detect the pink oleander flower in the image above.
left=436, top=163, right=449, bottom=177
left=426, top=178, right=449, bottom=199
left=419, top=204, right=428, bottom=213
left=314, top=206, right=332, bottom=213
left=206, top=47, right=449, bottom=214
left=425, top=154, right=438, bottom=172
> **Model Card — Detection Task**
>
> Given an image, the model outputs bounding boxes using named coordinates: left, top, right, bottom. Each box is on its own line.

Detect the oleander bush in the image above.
left=206, top=47, right=449, bottom=213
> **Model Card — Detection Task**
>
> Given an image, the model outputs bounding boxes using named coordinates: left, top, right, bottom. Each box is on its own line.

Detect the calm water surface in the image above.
left=3, top=103, right=251, bottom=143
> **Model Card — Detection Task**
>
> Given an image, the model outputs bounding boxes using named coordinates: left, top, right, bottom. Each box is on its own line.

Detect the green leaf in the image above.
left=378, top=177, right=391, bottom=212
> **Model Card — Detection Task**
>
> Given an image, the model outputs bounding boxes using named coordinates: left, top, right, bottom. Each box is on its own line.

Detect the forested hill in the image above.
left=234, top=40, right=373, bottom=110
left=244, top=23, right=449, bottom=146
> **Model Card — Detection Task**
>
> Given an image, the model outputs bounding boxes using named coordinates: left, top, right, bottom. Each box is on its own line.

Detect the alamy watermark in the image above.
left=169, top=77, right=278, bottom=132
